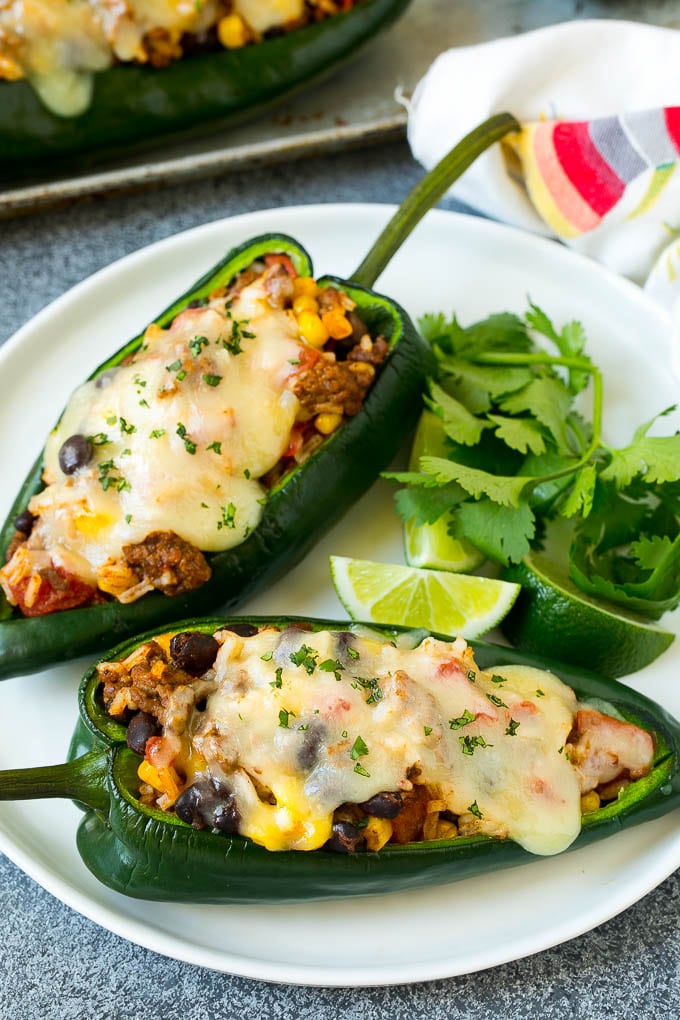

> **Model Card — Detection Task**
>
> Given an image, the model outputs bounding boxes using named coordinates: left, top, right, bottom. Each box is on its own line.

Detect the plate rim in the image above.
left=0, top=203, right=678, bottom=987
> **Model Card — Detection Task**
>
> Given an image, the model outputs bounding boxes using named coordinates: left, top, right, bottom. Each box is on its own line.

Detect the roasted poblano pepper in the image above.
left=0, top=113, right=519, bottom=680
left=0, top=0, right=412, bottom=178
left=0, top=616, right=678, bottom=903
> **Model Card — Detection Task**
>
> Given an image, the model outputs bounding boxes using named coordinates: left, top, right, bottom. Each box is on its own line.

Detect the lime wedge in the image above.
left=501, top=552, right=675, bottom=677
left=330, top=556, right=521, bottom=639
left=404, top=410, right=484, bottom=572
left=404, top=515, right=485, bottom=572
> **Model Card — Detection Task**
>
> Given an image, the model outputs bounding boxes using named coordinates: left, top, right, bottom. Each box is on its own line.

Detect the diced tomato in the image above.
left=10, top=567, right=98, bottom=617
left=264, top=253, right=298, bottom=278
left=284, top=424, right=307, bottom=459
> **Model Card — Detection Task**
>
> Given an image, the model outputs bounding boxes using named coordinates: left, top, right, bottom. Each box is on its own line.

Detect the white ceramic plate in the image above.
left=0, top=206, right=679, bottom=987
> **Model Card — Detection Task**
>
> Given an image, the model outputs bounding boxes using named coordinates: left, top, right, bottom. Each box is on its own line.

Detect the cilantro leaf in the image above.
left=486, top=414, right=547, bottom=456
left=420, top=456, right=532, bottom=507
left=451, top=498, right=535, bottom=565
left=561, top=464, right=597, bottom=518
left=601, top=410, right=680, bottom=487
left=499, top=374, right=574, bottom=453
left=426, top=381, right=487, bottom=446
left=393, top=482, right=465, bottom=526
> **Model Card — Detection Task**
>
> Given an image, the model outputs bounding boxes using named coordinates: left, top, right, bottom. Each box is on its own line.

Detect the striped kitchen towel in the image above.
left=408, top=19, right=680, bottom=301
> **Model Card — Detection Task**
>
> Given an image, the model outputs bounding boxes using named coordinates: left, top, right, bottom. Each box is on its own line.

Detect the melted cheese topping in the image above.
left=191, top=629, right=582, bottom=855
left=29, top=278, right=303, bottom=582
left=0, top=0, right=305, bottom=115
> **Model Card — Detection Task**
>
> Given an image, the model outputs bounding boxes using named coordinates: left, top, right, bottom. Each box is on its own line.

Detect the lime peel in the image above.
left=501, top=552, right=675, bottom=678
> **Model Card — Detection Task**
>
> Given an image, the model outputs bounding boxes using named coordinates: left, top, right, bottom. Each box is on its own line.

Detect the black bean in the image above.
left=326, top=821, right=365, bottom=854
left=297, top=722, right=326, bottom=771
left=174, top=778, right=240, bottom=833
left=58, top=434, right=92, bottom=475
left=126, top=711, right=161, bottom=756
left=13, top=509, right=36, bottom=536
left=94, top=370, right=116, bottom=390
left=170, top=631, right=219, bottom=676
left=358, top=791, right=403, bottom=819
left=223, top=623, right=258, bottom=637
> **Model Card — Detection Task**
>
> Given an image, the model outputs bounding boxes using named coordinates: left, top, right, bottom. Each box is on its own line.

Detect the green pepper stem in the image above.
left=0, top=749, right=109, bottom=812
left=351, top=112, right=520, bottom=289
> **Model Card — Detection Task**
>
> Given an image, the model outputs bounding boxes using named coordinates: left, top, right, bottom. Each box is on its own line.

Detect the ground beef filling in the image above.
left=123, top=531, right=211, bottom=598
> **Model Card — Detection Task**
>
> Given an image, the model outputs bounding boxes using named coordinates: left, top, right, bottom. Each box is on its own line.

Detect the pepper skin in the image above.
left=0, top=0, right=413, bottom=178
left=0, top=617, right=678, bottom=904
left=0, top=234, right=433, bottom=678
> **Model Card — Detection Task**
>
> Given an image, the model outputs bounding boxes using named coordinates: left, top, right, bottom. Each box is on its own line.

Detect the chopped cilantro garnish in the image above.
left=206, top=441, right=222, bottom=454
left=289, top=644, right=318, bottom=675
left=350, top=735, right=369, bottom=760
left=490, top=674, right=506, bottom=685
left=424, top=725, right=433, bottom=736
left=270, top=668, right=283, bottom=689
left=278, top=709, right=295, bottom=728
left=203, top=374, right=222, bottom=387
left=505, top=719, right=520, bottom=736
left=467, top=670, right=476, bottom=682
left=189, top=335, right=209, bottom=357
left=105, top=415, right=118, bottom=426
left=467, top=800, right=483, bottom=819
left=244, top=468, right=251, bottom=479
left=353, top=762, right=371, bottom=778
left=261, top=651, right=273, bottom=661
left=486, top=693, right=508, bottom=708
left=449, top=709, right=476, bottom=730
left=216, top=503, right=236, bottom=530
left=88, top=433, right=109, bottom=446
left=347, top=646, right=360, bottom=660
left=176, top=423, right=197, bottom=455
left=166, top=359, right=182, bottom=373
left=149, top=429, right=166, bottom=439
left=536, top=689, right=545, bottom=698
left=353, top=675, right=383, bottom=705
left=459, top=734, right=492, bottom=755
left=319, top=658, right=343, bottom=681
left=119, top=417, right=136, bottom=435
left=125, top=514, right=132, bottom=525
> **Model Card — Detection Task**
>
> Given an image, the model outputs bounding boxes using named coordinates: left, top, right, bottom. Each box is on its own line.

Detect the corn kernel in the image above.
left=322, top=308, right=353, bottom=340
left=293, top=276, right=318, bottom=298
left=580, top=790, right=601, bottom=814
left=218, top=13, right=249, bottom=49
left=138, top=760, right=182, bottom=804
left=315, top=413, right=343, bottom=435
left=293, top=295, right=319, bottom=316
left=364, top=816, right=393, bottom=852
left=298, top=311, right=329, bottom=348
left=348, top=360, right=375, bottom=379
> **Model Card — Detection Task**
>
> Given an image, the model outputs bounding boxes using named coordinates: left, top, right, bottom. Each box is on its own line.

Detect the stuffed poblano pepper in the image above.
left=0, top=617, right=678, bottom=903
left=0, top=113, right=519, bottom=680
left=0, top=0, right=412, bottom=175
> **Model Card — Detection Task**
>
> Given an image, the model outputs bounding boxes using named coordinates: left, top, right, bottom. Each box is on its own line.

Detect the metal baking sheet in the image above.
left=2, top=0, right=679, bottom=216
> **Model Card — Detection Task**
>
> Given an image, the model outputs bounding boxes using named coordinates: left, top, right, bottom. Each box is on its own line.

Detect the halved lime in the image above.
left=404, top=410, right=483, bottom=572
left=501, top=552, right=675, bottom=677
left=330, top=556, right=520, bottom=639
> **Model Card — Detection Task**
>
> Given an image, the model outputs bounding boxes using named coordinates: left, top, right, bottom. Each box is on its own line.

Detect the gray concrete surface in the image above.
left=1, top=135, right=679, bottom=1017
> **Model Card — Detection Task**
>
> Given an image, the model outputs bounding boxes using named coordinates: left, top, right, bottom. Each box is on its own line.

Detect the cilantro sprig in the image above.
left=387, top=304, right=680, bottom=616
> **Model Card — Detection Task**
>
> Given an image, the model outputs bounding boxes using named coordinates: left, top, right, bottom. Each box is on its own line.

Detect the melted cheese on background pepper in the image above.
left=0, top=0, right=305, bottom=116
left=190, top=629, right=583, bottom=855
left=29, top=277, right=303, bottom=582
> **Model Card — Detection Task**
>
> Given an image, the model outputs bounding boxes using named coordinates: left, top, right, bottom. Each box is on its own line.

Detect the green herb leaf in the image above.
left=449, top=709, right=476, bottom=730
left=350, top=735, right=369, bottom=760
